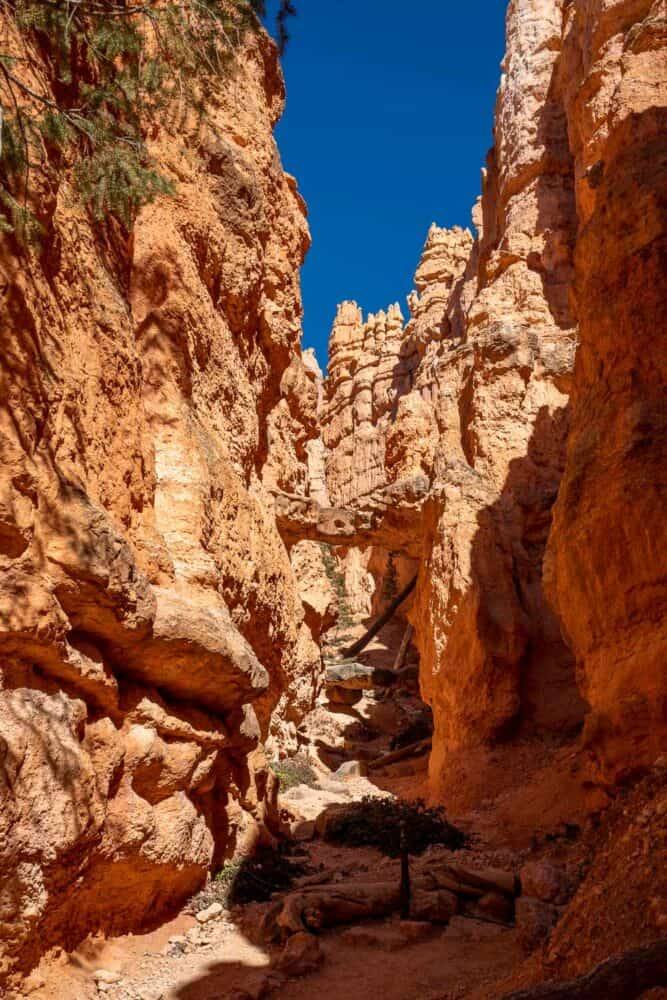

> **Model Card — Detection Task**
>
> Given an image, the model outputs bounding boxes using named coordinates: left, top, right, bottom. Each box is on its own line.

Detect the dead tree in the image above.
left=392, top=623, right=414, bottom=672
left=342, top=575, right=417, bottom=658
left=399, top=819, right=411, bottom=919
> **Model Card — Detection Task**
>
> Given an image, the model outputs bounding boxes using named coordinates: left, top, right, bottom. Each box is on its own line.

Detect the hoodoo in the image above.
left=0, top=1, right=665, bottom=998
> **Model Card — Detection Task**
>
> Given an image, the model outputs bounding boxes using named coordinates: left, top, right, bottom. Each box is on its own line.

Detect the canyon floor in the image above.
left=14, top=620, right=667, bottom=1000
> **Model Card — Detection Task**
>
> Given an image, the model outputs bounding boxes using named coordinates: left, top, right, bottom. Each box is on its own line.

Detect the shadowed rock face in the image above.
left=545, top=0, right=667, bottom=785
left=0, top=21, right=321, bottom=984
left=320, top=0, right=666, bottom=806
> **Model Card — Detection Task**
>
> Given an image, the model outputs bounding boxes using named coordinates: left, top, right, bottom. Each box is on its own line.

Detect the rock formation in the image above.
left=544, top=0, right=667, bottom=786
left=0, top=18, right=320, bottom=986
left=323, top=300, right=407, bottom=506
left=1, top=0, right=665, bottom=990
left=412, top=0, right=583, bottom=800
left=320, top=0, right=666, bottom=809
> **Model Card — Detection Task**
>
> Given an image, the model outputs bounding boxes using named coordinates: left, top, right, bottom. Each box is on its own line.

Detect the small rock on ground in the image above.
left=278, top=932, right=324, bottom=976
left=195, top=902, right=224, bottom=924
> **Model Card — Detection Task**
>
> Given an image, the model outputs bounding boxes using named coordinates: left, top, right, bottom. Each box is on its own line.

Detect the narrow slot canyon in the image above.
left=0, top=2, right=665, bottom=999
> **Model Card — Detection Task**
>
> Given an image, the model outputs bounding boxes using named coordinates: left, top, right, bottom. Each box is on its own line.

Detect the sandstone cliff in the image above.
left=1, top=0, right=665, bottom=989
left=545, top=0, right=667, bottom=787
left=321, top=0, right=666, bottom=812
left=0, top=18, right=320, bottom=985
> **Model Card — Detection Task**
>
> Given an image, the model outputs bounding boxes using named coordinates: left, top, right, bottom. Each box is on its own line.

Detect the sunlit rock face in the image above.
left=320, top=0, right=666, bottom=807
left=322, top=300, right=409, bottom=507
left=414, top=0, right=582, bottom=801
left=0, top=21, right=320, bottom=983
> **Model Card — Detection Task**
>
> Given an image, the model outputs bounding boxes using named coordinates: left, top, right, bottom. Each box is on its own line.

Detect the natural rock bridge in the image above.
left=273, top=475, right=429, bottom=558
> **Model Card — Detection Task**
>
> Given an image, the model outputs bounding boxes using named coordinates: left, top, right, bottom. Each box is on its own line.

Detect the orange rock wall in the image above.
left=0, top=22, right=320, bottom=983
left=545, top=0, right=667, bottom=785
left=414, top=0, right=583, bottom=799
left=321, top=0, right=666, bottom=804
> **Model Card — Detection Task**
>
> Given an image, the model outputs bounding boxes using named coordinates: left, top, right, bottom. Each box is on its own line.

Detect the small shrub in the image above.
left=224, top=845, right=308, bottom=905
left=215, top=859, right=243, bottom=890
left=319, top=543, right=354, bottom=638
left=270, top=754, right=318, bottom=791
left=324, top=795, right=467, bottom=857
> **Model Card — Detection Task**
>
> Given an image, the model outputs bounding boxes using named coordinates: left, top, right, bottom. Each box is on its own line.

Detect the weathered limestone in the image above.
left=0, top=19, right=319, bottom=986
left=320, top=0, right=666, bottom=811
left=544, top=0, right=667, bottom=785
left=290, top=541, right=339, bottom=639
left=322, top=301, right=410, bottom=507
left=274, top=475, right=429, bottom=557
left=413, top=0, right=581, bottom=797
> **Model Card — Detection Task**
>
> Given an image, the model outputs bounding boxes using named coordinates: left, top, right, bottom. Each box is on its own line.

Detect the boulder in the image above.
left=277, top=932, right=323, bottom=976
left=334, top=760, right=367, bottom=778
left=196, top=902, right=224, bottom=924
left=398, top=920, right=435, bottom=942
left=325, top=661, right=396, bottom=691
left=93, top=970, right=122, bottom=985
left=515, top=897, right=560, bottom=950
left=520, top=861, right=569, bottom=905
left=411, top=888, right=458, bottom=924
left=277, top=882, right=401, bottom=934
left=444, top=862, right=518, bottom=898
left=467, top=890, right=514, bottom=924
left=327, top=686, right=363, bottom=706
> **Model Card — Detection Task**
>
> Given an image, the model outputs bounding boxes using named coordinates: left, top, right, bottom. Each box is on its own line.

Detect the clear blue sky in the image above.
left=265, top=2, right=508, bottom=370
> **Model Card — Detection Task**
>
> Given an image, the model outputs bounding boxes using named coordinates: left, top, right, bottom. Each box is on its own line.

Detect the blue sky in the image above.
left=265, top=2, right=508, bottom=369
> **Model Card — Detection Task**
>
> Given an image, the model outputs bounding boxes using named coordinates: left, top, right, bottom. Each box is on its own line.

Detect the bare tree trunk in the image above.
left=399, top=820, right=411, bottom=920
left=342, top=575, right=417, bottom=658
left=367, top=738, right=431, bottom=772
left=392, top=623, right=414, bottom=672
left=499, top=939, right=667, bottom=1000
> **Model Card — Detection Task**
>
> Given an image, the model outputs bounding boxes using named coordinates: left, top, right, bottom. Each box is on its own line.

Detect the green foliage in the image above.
left=0, top=114, right=28, bottom=176
left=75, top=146, right=174, bottom=228
left=319, top=542, right=354, bottom=639
left=324, top=795, right=467, bottom=857
left=214, top=858, right=243, bottom=888
left=35, top=110, right=71, bottom=150
left=270, top=754, right=318, bottom=791
left=216, top=844, right=308, bottom=905
left=0, top=186, right=42, bottom=243
left=0, top=0, right=297, bottom=238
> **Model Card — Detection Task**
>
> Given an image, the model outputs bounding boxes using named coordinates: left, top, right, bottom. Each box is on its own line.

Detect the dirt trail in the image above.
left=16, top=620, right=571, bottom=1000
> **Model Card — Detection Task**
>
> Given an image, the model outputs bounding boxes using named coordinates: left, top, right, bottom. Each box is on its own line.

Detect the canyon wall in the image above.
left=322, top=0, right=666, bottom=807
left=0, top=0, right=664, bottom=986
left=545, top=0, right=667, bottom=786
left=0, top=20, right=320, bottom=984
left=413, top=0, right=584, bottom=803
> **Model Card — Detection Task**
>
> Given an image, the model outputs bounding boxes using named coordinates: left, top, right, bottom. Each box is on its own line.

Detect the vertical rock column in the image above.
left=411, top=0, right=583, bottom=804
left=546, top=0, right=667, bottom=783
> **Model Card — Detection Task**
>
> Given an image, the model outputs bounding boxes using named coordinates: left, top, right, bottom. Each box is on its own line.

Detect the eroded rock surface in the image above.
left=1, top=0, right=665, bottom=991
left=0, top=21, right=320, bottom=985
left=319, top=0, right=666, bottom=809
left=544, top=0, right=667, bottom=785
